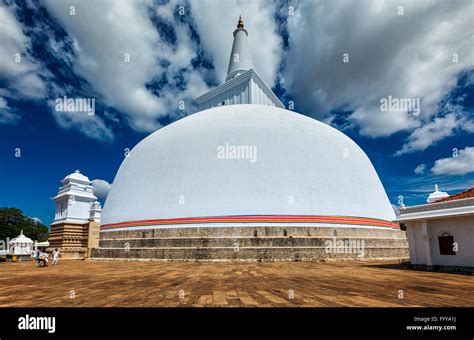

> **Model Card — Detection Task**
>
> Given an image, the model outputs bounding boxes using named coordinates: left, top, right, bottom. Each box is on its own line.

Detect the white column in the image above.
left=407, top=222, right=418, bottom=264
left=421, top=220, right=432, bottom=266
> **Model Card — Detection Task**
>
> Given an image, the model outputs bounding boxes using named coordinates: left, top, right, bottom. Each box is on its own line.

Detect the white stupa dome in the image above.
left=102, top=105, right=396, bottom=230
left=427, top=184, right=449, bottom=203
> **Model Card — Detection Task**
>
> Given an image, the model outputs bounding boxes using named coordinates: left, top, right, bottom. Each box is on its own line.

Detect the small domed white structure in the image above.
left=8, top=230, right=33, bottom=255
left=427, top=184, right=449, bottom=203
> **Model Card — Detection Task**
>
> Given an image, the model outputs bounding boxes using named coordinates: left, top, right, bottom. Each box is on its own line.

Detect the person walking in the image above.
left=52, top=248, right=60, bottom=265
left=36, top=248, right=49, bottom=267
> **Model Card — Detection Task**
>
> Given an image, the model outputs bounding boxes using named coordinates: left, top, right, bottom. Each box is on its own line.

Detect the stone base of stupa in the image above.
left=91, top=226, right=409, bottom=262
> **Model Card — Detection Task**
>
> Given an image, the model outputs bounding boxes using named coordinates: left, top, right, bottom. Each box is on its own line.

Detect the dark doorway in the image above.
left=438, top=233, right=456, bottom=255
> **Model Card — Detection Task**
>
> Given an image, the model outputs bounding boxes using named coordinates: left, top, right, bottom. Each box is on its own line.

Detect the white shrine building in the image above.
left=7, top=230, right=33, bottom=258
left=397, top=186, right=474, bottom=272
left=49, top=170, right=102, bottom=259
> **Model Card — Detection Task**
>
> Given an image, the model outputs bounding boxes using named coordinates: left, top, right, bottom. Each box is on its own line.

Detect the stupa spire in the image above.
left=226, top=16, right=254, bottom=81
left=193, top=14, right=284, bottom=109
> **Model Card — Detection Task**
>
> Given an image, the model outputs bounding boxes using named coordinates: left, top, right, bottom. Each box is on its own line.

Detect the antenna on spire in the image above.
left=237, top=15, right=244, bottom=29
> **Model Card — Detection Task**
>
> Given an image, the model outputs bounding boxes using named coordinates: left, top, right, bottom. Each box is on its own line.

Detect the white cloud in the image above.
left=0, top=3, right=109, bottom=138
left=43, top=0, right=210, bottom=133
left=283, top=0, right=474, bottom=140
left=0, top=4, right=46, bottom=99
left=395, top=102, right=473, bottom=155
left=0, top=97, right=20, bottom=124
left=52, top=109, right=114, bottom=142
left=394, top=113, right=458, bottom=155
left=91, top=179, right=112, bottom=200
left=431, top=146, right=474, bottom=176
left=47, top=91, right=114, bottom=142
left=414, top=164, right=426, bottom=175
left=4, top=1, right=279, bottom=138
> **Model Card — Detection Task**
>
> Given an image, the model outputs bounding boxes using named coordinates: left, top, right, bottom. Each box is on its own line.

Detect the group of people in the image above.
left=35, top=248, right=60, bottom=267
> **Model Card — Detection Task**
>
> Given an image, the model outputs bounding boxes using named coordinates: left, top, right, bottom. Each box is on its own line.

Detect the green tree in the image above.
left=0, top=208, right=49, bottom=242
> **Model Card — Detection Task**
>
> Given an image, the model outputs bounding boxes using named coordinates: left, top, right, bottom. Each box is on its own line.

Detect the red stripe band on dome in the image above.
left=100, top=215, right=399, bottom=230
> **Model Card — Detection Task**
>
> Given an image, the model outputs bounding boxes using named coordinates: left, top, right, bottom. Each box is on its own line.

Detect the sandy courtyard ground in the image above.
left=0, top=260, right=472, bottom=307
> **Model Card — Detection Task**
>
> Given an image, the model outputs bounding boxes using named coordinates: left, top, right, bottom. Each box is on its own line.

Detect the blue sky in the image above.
left=0, top=0, right=473, bottom=226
